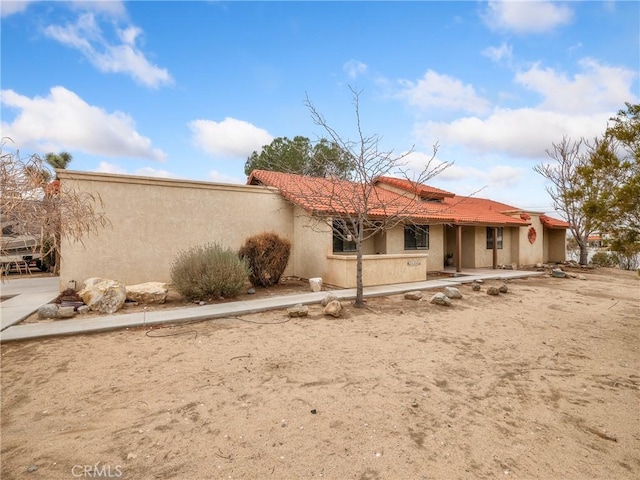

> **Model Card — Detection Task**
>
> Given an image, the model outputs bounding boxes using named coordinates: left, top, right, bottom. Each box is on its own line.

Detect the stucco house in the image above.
left=58, top=169, right=568, bottom=290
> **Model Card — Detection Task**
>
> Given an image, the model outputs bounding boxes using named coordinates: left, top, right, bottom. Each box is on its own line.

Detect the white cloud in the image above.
left=96, top=162, right=178, bottom=179
left=208, top=170, right=245, bottom=185
left=0, top=86, right=166, bottom=161
left=417, top=108, right=609, bottom=159
left=0, top=0, right=37, bottom=17
left=483, top=0, right=573, bottom=34
left=189, top=117, right=273, bottom=158
left=343, top=60, right=368, bottom=79
left=482, top=42, right=513, bottom=63
left=44, top=12, right=173, bottom=88
left=515, top=58, right=637, bottom=114
left=397, top=70, right=491, bottom=114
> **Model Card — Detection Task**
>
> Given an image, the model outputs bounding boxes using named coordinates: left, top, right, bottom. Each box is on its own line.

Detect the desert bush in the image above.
left=590, top=251, right=618, bottom=268
left=170, top=242, right=249, bottom=300
left=239, top=232, right=291, bottom=287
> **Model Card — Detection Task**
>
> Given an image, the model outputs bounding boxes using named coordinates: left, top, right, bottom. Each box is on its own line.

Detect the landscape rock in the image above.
left=37, top=304, right=60, bottom=319
left=473, top=279, right=484, bottom=284
left=126, top=282, right=168, bottom=304
left=578, top=274, right=587, bottom=280
left=404, top=291, right=423, bottom=301
left=247, top=288, right=256, bottom=294
left=79, top=278, right=127, bottom=314
left=499, top=284, right=509, bottom=293
left=37, top=304, right=76, bottom=319
left=287, top=303, right=308, bottom=317
left=535, top=263, right=543, bottom=268
left=77, top=305, right=90, bottom=314
left=321, top=293, right=338, bottom=306
left=309, top=277, right=323, bottom=292
left=323, top=300, right=342, bottom=318
left=57, top=306, right=76, bottom=318
left=430, top=292, right=451, bottom=306
left=443, top=287, right=462, bottom=299
left=552, top=269, right=567, bottom=278
left=471, top=283, right=481, bottom=291
left=487, top=286, right=500, bottom=296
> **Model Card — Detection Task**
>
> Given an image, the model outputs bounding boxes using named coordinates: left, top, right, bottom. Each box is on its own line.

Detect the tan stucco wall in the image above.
left=290, top=206, right=331, bottom=281
left=324, top=253, right=429, bottom=288
left=59, top=171, right=294, bottom=288
left=472, top=226, right=514, bottom=267
left=544, top=228, right=567, bottom=263
left=516, top=216, right=544, bottom=265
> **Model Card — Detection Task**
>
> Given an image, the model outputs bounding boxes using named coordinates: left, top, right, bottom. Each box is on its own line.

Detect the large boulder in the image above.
left=126, top=282, right=168, bottom=304
left=79, top=278, right=127, bottom=314
left=429, top=292, right=451, bottom=306
left=323, top=300, right=342, bottom=318
left=443, top=287, right=462, bottom=299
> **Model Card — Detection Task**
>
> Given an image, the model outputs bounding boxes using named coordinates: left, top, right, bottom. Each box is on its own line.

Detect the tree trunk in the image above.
left=579, top=244, right=589, bottom=265
left=354, top=218, right=365, bottom=308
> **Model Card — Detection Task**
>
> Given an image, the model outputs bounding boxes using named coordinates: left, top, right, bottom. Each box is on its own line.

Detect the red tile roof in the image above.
left=248, top=170, right=565, bottom=227
left=540, top=214, right=570, bottom=229
left=375, top=176, right=455, bottom=199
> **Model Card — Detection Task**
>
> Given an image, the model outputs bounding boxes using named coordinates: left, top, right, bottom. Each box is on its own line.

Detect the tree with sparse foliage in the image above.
left=535, top=131, right=632, bottom=265
left=299, top=87, right=451, bottom=307
left=1, top=143, right=108, bottom=274
left=245, top=136, right=352, bottom=179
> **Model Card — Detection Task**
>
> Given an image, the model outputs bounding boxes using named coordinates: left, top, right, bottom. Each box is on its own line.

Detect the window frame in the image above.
left=332, top=219, right=357, bottom=253
left=486, top=227, right=504, bottom=250
left=404, top=224, right=430, bottom=250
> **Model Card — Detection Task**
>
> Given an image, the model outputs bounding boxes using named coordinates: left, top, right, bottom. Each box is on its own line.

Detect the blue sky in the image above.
left=2, top=1, right=638, bottom=214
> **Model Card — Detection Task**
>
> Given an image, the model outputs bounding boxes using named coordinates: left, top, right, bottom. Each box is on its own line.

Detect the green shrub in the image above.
left=590, top=251, right=618, bottom=268
left=170, top=242, right=249, bottom=300
left=239, top=232, right=291, bottom=287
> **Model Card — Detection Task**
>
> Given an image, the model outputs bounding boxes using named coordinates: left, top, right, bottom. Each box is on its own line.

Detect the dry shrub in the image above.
left=170, top=243, right=249, bottom=300
left=239, top=232, right=291, bottom=287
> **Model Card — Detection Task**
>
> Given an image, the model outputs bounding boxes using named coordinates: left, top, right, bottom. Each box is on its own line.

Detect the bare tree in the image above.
left=534, top=136, right=616, bottom=265
left=300, top=87, right=451, bottom=307
left=1, top=143, right=109, bottom=275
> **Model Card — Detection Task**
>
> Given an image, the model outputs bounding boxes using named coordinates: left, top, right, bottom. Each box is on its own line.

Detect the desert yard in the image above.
left=1, top=268, right=638, bottom=479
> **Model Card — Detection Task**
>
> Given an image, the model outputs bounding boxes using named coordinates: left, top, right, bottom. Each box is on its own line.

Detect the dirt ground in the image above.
left=1, top=268, right=638, bottom=480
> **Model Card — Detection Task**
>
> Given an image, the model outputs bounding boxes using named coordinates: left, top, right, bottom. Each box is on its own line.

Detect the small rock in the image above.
left=552, top=269, right=567, bottom=278
left=321, top=293, right=338, bottom=306
left=535, top=263, right=543, bottom=268
left=577, top=274, right=586, bottom=280
left=404, top=291, right=423, bottom=301
left=287, top=303, right=308, bottom=317
left=429, top=292, right=451, bottom=306
left=309, top=277, right=323, bottom=292
left=77, top=305, right=90, bottom=314
left=487, top=286, right=500, bottom=295
left=323, top=300, right=342, bottom=318
left=247, top=288, right=256, bottom=294
left=498, top=284, right=509, bottom=293
left=27, top=465, right=38, bottom=473
left=126, top=452, right=137, bottom=460
left=443, top=287, right=462, bottom=299
left=38, top=304, right=59, bottom=319
left=474, top=279, right=484, bottom=284
left=472, top=283, right=481, bottom=291
left=198, top=301, right=207, bottom=306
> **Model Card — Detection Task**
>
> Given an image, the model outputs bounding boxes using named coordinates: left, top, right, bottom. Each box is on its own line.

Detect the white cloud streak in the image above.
left=1, top=86, right=166, bottom=161
left=44, top=12, right=173, bottom=88
left=397, top=70, right=491, bottom=114
left=189, top=117, right=273, bottom=159
left=482, top=0, right=574, bottom=34
left=343, top=60, right=368, bottom=79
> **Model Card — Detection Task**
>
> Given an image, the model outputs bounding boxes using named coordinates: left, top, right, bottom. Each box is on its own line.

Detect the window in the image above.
left=332, top=219, right=356, bottom=253
left=404, top=224, right=429, bottom=250
left=486, top=227, right=503, bottom=249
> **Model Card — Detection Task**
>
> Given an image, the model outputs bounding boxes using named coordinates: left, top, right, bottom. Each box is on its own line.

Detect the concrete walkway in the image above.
left=0, top=269, right=541, bottom=343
